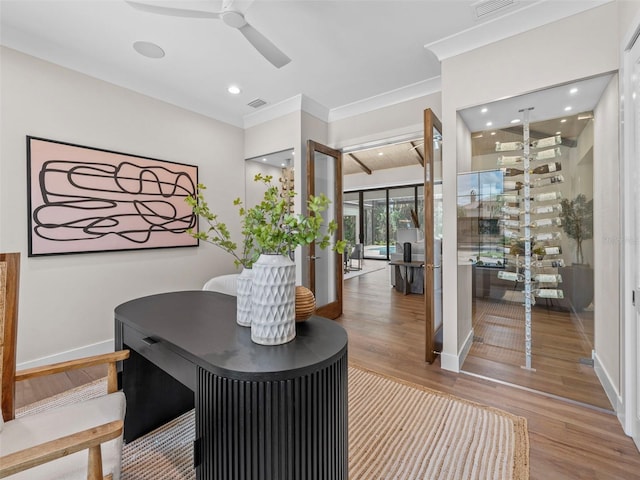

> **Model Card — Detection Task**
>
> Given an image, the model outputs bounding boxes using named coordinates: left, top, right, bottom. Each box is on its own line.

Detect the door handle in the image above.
left=308, top=256, right=321, bottom=260
left=141, top=336, right=158, bottom=346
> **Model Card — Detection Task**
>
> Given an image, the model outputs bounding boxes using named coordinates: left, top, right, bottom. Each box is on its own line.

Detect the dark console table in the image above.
left=114, top=290, right=348, bottom=480
left=389, top=260, right=424, bottom=295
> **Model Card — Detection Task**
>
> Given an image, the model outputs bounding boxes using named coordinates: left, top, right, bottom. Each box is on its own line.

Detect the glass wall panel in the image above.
left=363, top=189, right=388, bottom=259
left=389, top=187, right=418, bottom=250
left=456, top=74, right=613, bottom=410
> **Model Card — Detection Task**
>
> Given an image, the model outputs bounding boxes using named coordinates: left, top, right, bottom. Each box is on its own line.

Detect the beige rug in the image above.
left=18, top=365, right=529, bottom=480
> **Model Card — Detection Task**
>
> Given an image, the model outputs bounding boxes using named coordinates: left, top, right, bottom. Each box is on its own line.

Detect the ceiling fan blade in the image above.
left=238, top=23, right=290, bottom=68
left=126, top=1, right=221, bottom=19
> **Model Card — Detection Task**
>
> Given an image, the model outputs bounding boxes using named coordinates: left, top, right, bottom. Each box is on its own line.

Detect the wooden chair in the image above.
left=0, top=252, right=130, bottom=480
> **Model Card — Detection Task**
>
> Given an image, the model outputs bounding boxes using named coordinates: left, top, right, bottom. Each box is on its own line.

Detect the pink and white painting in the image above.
left=27, top=136, right=198, bottom=256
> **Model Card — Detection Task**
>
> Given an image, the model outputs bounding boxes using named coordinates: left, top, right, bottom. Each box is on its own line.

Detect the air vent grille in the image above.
left=473, top=0, right=514, bottom=18
left=247, top=98, right=267, bottom=108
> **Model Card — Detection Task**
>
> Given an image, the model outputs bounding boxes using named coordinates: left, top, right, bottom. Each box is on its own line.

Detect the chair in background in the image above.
left=0, top=252, right=130, bottom=480
left=348, top=244, right=364, bottom=271
left=202, top=273, right=239, bottom=296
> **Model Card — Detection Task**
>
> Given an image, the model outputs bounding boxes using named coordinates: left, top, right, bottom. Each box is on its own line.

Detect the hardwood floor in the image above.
left=15, top=266, right=640, bottom=479
left=339, top=267, right=640, bottom=480
left=464, top=297, right=611, bottom=409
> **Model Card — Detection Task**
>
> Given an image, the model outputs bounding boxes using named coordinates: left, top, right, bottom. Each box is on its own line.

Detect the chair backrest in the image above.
left=202, top=274, right=239, bottom=296
left=350, top=244, right=363, bottom=260
left=1, top=253, right=20, bottom=422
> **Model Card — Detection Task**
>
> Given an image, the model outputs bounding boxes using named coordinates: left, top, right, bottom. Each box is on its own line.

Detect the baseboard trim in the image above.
left=440, top=329, right=474, bottom=373
left=594, top=351, right=626, bottom=432
left=17, top=340, right=114, bottom=370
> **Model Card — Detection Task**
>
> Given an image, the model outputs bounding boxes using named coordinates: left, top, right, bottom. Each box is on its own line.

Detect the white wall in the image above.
left=344, top=164, right=423, bottom=191
left=439, top=1, right=620, bottom=371
left=594, top=74, right=622, bottom=408
left=329, top=93, right=442, bottom=150
left=0, top=47, right=245, bottom=366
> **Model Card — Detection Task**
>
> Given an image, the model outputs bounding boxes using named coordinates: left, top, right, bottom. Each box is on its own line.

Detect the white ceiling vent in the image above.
left=247, top=98, right=267, bottom=108
left=473, top=0, right=514, bottom=19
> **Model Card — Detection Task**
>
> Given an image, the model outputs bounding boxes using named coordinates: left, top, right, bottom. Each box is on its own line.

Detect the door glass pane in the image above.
left=313, top=151, right=337, bottom=305
left=432, top=129, right=443, bottom=332
left=363, top=189, right=388, bottom=259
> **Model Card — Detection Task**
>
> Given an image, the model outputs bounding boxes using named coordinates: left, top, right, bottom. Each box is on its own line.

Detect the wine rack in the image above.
left=495, top=109, right=565, bottom=370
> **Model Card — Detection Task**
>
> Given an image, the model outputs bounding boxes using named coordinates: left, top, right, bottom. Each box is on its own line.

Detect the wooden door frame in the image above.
left=307, top=140, right=344, bottom=319
left=424, top=109, right=442, bottom=363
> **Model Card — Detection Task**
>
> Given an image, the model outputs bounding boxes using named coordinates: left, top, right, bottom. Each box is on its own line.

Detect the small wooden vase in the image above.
left=295, top=286, right=316, bottom=322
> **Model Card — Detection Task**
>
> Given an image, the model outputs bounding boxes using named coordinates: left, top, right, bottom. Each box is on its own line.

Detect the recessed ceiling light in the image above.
left=556, top=131, right=561, bottom=135
left=472, top=133, right=483, bottom=139
left=564, top=106, right=572, bottom=111
left=510, top=119, right=520, bottom=124
left=560, top=119, right=567, bottom=123
left=378, top=152, right=384, bottom=156
left=486, top=121, right=493, bottom=127
left=570, top=87, right=578, bottom=94
left=281, top=163, right=286, bottom=167
left=133, top=41, right=165, bottom=59
left=262, top=158, right=267, bottom=162
left=490, top=131, right=496, bottom=136
left=481, top=108, right=488, bottom=114
left=228, top=85, right=241, bottom=95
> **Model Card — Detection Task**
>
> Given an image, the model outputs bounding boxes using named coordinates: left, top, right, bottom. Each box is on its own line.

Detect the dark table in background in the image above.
left=115, top=290, right=348, bottom=480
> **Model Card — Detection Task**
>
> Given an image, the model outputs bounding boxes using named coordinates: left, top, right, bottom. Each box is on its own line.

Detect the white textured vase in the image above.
left=236, top=267, right=253, bottom=327
left=251, top=254, right=296, bottom=345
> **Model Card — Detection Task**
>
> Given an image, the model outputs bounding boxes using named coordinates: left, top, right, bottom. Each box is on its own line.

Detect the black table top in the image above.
left=115, top=290, right=348, bottom=381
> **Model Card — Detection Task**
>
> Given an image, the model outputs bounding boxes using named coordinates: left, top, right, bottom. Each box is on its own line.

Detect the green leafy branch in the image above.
left=185, top=184, right=258, bottom=269
left=244, top=174, right=346, bottom=256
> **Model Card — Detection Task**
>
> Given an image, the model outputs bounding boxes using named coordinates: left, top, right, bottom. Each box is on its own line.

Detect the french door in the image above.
left=307, top=140, right=343, bottom=319
left=424, top=109, right=443, bottom=363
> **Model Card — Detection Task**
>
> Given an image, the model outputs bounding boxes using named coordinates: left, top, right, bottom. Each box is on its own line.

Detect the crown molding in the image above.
left=328, top=76, right=442, bottom=123
left=425, top=0, right=612, bottom=61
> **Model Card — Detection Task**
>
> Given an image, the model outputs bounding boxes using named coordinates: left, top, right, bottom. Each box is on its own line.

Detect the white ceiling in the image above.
left=0, top=0, right=610, bottom=128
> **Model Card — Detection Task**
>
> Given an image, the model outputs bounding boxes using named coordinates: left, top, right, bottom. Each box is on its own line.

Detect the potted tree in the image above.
left=559, top=194, right=594, bottom=311
left=187, top=173, right=345, bottom=344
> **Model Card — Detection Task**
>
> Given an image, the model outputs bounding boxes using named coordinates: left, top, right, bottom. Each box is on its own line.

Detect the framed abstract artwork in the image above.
left=27, top=136, right=198, bottom=256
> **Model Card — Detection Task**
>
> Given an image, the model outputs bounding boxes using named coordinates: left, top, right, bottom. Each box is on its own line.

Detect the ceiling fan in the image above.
left=126, top=0, right=291, bottom=68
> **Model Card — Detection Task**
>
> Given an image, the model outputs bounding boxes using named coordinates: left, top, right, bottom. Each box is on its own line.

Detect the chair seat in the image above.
left=202, top=274, right=239, bottom=296
left=1, top=392, right=126, bottom=480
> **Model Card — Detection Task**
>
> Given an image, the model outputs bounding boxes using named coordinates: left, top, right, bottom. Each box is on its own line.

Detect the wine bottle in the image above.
left=533, top=174, right=564, bottom=188
left=503, top=229, right=520, bottom=239
left=501, top=206, right=521, bottom=216
left=531, top=135, right=561, bottom=149
left=534, top=288, right=564, bottom=299
left=495, top=141, right=524, bottom=152
left=542, top=246, right=562, bottom=255
left=532, top=162, right=562, bottom=174
left=534, top=273, right=563, bottom=283
left=533, top=203, right=562, bottom=215
left=530, top=217, right=562, bottom=228
left=499, top=194, right=519, bottom=203
left=501, top=167, right=524, bottom=176
left=533, top=147, right=561, bottom=161
left=534, top=191, right=562, bottom=202
left=534, top=231, right=561, bottom=242
left=503, top=180, right=524, bottom=191
left=532, top=258, right=565, bottom=268
left=499, top=218, right=521, bottom=228
left=497, top=155, right=524, bottom=166
left=498, top=271, right=522, bottom=282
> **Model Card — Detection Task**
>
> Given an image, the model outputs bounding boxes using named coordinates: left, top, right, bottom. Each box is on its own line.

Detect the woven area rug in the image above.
left=18, top=365, right=529, bottom=480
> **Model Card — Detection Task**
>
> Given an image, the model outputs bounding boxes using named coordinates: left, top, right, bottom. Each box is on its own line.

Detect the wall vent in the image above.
left=473, top=0, right=514, bottom=19
left=247, top=98, right=267, bottom=108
